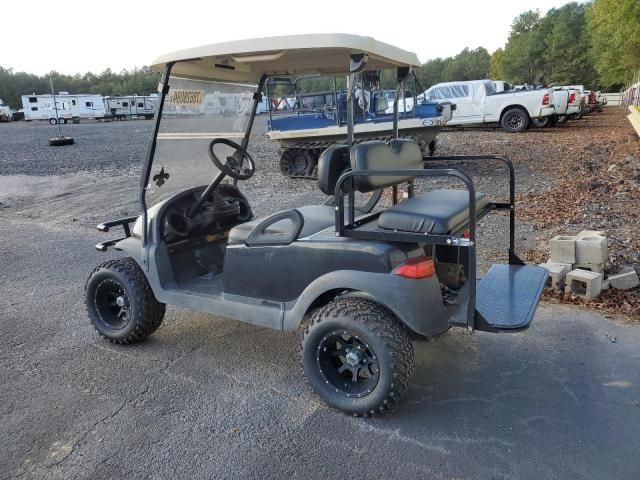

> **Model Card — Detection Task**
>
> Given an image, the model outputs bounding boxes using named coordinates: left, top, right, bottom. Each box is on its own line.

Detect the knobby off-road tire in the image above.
left=500, top=107, right=530, bottom=133
left=85, top=257, right=165, bottom=344
left=300, top=297, right=414, bottom=416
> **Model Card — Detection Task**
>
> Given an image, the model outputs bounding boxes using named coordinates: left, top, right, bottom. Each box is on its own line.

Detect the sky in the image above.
left=3, top=0, right=576, bottom=75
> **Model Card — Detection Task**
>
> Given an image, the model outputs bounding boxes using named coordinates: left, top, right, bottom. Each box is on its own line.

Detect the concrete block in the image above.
left=550, top=235, right=577, bottom=264
left=539, top=262, right=572, bottom=291
left=575, top=262, right=605, bottom=274
left=608, top=270, right=640, bottom=290
left=578, top=229, right=605, bottom=238
left=565, top=269, right=603, bottom=299
left=576, top=235, right=608, bottom=265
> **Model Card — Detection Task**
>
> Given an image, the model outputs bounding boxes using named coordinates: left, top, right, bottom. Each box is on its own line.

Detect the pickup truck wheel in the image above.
left=501, top=108, right=529, bottom=133
left=300, top=297, right=414, bottom=416
left=569, top=111, right=583, bottom=121
left=532, top=115, right=555, bottom=128
left=85, top=257, right=165, bottom=344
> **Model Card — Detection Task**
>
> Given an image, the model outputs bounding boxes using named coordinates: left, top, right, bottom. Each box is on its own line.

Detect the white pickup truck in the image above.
left=424, top=80, right=556, bottom=133
left=532, top=88, right=582, bottom=127
left=0, top=99, right=12, bottom=122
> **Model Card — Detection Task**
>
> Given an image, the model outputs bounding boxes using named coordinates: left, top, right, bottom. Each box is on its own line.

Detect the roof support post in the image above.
left=140, top=62, right=174, bottom=262
left=346, top=54, right=368, bottom=147
left=393, top=67, right=411, bottom=139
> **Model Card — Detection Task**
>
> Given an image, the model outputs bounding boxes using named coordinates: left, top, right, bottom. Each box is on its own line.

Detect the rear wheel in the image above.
left=49, top=118, right=58, bottom=125
left=58, top=117, right=67, bottom=124
left=300, top=297, right=414, bottom=416
left=532, top=115, right=556, bottom=128
left=500, top=108, right=529, bottom=133
left=85, top=257, right=165, bottom=344
left=569, top=110, right=583, bottom=120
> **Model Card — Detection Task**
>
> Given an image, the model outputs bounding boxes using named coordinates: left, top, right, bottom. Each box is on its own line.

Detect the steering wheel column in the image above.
left=187, top=139, right=256, bottom=218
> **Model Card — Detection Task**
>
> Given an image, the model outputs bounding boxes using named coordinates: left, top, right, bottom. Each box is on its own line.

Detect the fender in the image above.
left=282, top=269, right=450, bottom=337
left=497, top=103, right=531, bottom=121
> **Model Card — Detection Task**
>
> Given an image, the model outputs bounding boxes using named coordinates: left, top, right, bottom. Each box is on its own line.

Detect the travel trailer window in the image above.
left=31, top=107, right=38, bottom=111
left=85, top=102, right=93, bottom=107
left=138, top=102, right=144, bottom=108
left=122, top=102, right=129, bottom=107
left=29, top=97, right=37, bottom=103
left=72, top=100, right=76, bottom=106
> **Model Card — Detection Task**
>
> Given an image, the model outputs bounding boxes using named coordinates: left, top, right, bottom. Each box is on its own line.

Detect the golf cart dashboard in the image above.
left=159, top=185, right=252, bottom=244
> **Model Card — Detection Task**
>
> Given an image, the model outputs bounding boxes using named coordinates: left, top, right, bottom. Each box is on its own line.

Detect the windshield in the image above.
left=145, top=76, right=258, bottom=207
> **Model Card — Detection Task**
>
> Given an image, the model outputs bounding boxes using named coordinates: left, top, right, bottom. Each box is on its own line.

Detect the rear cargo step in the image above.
left=474, top=264, right=548, bottom=333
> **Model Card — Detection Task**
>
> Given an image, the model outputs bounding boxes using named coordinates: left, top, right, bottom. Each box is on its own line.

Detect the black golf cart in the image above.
left=87, top=34, right=548, bottom=416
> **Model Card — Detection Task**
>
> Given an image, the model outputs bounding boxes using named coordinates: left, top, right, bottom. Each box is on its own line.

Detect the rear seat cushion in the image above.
left=378, top=189, right=490, bottom=234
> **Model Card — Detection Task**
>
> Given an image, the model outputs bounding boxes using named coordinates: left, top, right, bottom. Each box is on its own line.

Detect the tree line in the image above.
left=0, top=67, right=159, bottom=109
left=0, top=0, right=638, bottom=109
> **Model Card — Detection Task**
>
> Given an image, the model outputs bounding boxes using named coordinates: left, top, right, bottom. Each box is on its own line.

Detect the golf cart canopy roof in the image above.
left=151, top=34, right=421, bottom=83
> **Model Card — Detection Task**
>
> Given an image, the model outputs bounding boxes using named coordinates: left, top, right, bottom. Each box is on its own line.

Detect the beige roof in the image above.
left=151, top=34, right=420, bottom=83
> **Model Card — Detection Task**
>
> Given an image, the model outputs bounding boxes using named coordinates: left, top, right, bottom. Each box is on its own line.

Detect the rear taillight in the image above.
left=569, top=92, right=576, bottom=103
left=542, top=93, right=550, bottom=106
left=392, top=256, right=436, bottom=279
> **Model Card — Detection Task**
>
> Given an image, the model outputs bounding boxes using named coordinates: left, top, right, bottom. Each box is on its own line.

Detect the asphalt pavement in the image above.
left=1, top=217, right=639, bottom=479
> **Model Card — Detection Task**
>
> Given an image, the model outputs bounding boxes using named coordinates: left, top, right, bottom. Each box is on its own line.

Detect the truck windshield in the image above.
left=145, top=76, right=258, bottom=207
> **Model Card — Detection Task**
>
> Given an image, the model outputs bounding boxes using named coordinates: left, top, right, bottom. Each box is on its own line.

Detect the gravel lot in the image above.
left=1, top=114, right=640, bottom=479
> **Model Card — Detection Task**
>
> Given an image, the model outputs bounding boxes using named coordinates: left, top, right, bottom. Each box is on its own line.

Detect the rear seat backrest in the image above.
left=350, top=139, right=423, bottom=193
left=317, top=144, right=350, bottom=195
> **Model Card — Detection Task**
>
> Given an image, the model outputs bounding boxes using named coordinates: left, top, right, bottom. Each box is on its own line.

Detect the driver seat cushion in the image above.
left=227, top=205, right=363, bottom=246
left=378, top=189, right=490, bottom=234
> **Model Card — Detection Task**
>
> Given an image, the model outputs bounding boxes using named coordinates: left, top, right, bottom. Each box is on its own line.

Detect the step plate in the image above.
left=475, top=264, right=548, bottom=332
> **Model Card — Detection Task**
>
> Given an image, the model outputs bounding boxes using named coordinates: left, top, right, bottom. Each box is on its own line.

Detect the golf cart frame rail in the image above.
left=333, top=153, right=522, bottom=332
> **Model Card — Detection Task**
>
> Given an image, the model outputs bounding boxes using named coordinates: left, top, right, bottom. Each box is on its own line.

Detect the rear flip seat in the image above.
left=349, top=139, right=490, bottom=235
left=377, top=189, right=490, bottom=234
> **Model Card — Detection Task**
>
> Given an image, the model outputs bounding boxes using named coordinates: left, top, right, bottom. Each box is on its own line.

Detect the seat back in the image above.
left=350, top=139, right=422, bottom=193
left=317, top=144, right=349, bottom=195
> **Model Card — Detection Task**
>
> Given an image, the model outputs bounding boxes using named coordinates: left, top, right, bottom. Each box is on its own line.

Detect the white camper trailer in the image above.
left=103, top=95, right=157, bottom=120
left=21, top=93, right=107, bottom=124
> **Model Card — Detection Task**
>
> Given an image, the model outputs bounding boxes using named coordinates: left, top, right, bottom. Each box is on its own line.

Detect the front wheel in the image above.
left=300, top=298, right=414, bottom=416
left=85, top=257, right=165, bottom=344
left=500, top=108, right=530, bottom=133
left=49, top=118, right=58, bottom=125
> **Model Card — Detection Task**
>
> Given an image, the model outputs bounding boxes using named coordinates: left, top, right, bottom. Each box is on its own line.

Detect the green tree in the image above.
left=499, top=10, right=547, bottom=83
left=587, top=0, right=640, bottom=85
left=0, top=66, right=160, bottom=109
left=490, top=48, right=504, bottom=79
left=543, top=3, right=598, bottom=86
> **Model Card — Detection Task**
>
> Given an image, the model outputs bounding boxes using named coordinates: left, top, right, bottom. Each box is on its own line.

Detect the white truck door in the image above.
left=450, top=84, right=481, bottom=123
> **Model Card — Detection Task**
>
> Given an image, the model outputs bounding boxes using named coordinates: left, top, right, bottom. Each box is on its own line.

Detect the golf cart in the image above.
left=86, top=34, right=548, bottom=416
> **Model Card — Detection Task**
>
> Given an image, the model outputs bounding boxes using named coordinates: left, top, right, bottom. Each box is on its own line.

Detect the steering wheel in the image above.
left=208, top=138, right=255, bottom=180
